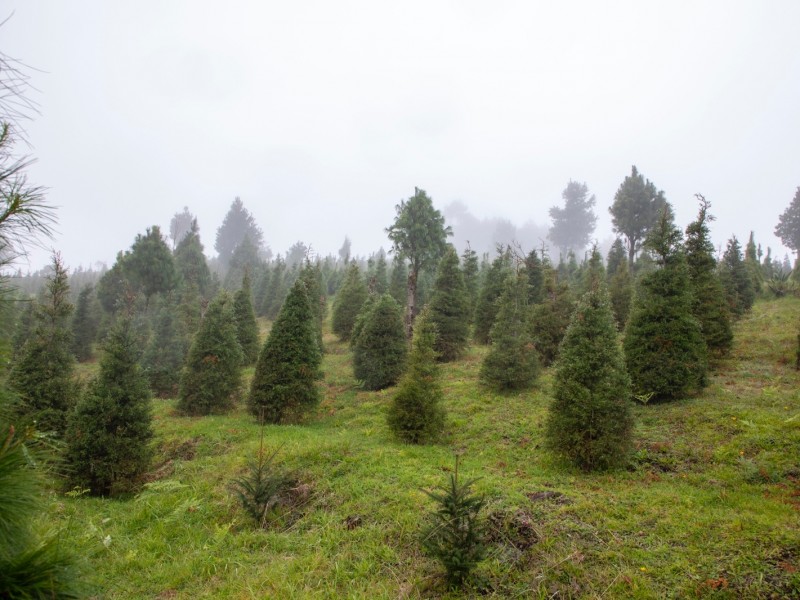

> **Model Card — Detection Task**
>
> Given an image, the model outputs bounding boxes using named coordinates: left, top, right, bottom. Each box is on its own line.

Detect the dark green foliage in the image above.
left=460, top=244, right=480, bottom=323
left=215, top=197, right=264, bottom=269
left=421, top=458, right=487, bottom=588
left=685, top=197, right=733, bottom=356
left=428, top=246, right=470, bottom=362
left=545, top=280, right=633, bottom=470
left=142, top=296, right=185, bottom=398
left=233, top=271, right=260, bottom=366
left=70, top=284, right=97, bottom=362
left=0, top=409, right=83, bottom=599
left=745, top=231, right=763, bottom=293
left=386, top=187, right=453, bottom=336
left=371, top=252, right=388, bottom=295
left=388, top=255, right=408, bottom=307
left=9, top=255, right=78, bottom=434
left=387, top=309, right=446, bottom=444
left=719, top=235, right=756, bottom=318
left=608, top=259, right=633, bottom=330
left=331, top=263, right=368, bottom=341
left=298, top=261, right=325, bottom=355
left=775, top=186, right=800, bottom=255
left=231, top=440, right=295, bottom=529
left=249, top=278, right=320, bottom=424
left=480, top=274, right=539, bottom=392
left=548, top=180, right=597, bottom=257
left=523, top=249, right=545, bottom=305
left=65, top=316, right=153, bottom=496
left=624, top=210, right=707, bottom=401
left=609, top=166, right=670, bottom=264
left=173, top=219, right=212, bottom=298
left=125, top=225, right=177, bottom=307
left=177, top=291, right=243, bottom=416
left=96, top=252, right=129, bottom=313
left=11, top=299, right=35, bottom=355
left=606, top=238, right=627, bottom=278
left=352, top=294, right=407, bottom=390
left=473, top=249, right=512, bottom=344
left=531, top=269, right=574, bottom=367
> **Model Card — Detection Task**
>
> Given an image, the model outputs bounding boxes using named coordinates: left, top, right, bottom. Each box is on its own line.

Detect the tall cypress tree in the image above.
left=428, top=246, right=470, bottom=361
left=480, top=273, right=540, bottom=392
left=332, top=263, right=369, bottom=341
left=352, top=294, right=407, bottom=390
left=249, top=278, right=321, bottom=423
left=625, top=209, right=707, bottom=401
left=473, top=248, right=512, bottom=344
left=177, top=291, right=243, bottom=415
left=233, top=270, right=260, bottom=366
left=684, top=196, right=733, bottom=356
left=387, top=308, right=446, bottom=444
left=64, top=316, right=153, bottom=495
left=545, top=276, right=633, bottom=471
left=8, top=254, right=77, bottom=434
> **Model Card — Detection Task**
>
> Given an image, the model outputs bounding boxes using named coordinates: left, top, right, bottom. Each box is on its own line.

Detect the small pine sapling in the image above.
left=421, top=457, right=487, bottom=588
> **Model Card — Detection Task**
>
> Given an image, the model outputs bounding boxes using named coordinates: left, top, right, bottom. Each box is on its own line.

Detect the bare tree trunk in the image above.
left=405, top=269, right=417, bottom=339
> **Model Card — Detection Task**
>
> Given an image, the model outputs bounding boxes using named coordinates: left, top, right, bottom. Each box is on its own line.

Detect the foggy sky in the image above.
left=4, top=1, right=800, bottom=271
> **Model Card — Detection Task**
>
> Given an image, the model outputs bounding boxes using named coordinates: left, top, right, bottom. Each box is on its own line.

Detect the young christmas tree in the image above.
left=719, top=235, right=756, bottom=318
left=70, top=283, right=98, bottom=362
left=607, top=258, right=633, bottom=330
left=428, top=246, right=470, bottom=361
left=479, top=273, right=540, bottom=392
left=233, top=270, right=260, bottom=366
left=8, top=254, right=78, bottom=434
left=249, top=278, right=321, bottom=423
left=545, top=272, right=633, bottom=471
left=64, top=316, right=154, bottom=495
left=173, top=218, right=212, bottom=299
left=352, top=294, right=407, bottom=390
left=473, top=248, right=512, bottom=344
left=684, top=196, right=733, bottom=356
left=331, top=263, right=369, bottom=341
left=298, top=261, right=326, bottom=355
left=523, top=248, right=546, bottom=305
left=142, top=295, right=185, bottom=398
left=387, top=308, right=446, bottom=444
left=531, top=265, right=575, bottom=367
left=177, top=291, right=243, bottom=415
left=624, top=209, right=707, bottom=401
left=460, top=244, right=480, bottom=324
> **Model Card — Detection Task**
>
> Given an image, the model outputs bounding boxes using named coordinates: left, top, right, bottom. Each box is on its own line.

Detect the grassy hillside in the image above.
left=46, top=297, right=800, bottom=598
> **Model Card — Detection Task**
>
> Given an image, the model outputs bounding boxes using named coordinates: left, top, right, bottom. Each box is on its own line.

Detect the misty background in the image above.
left=4, top=1, right=799, bottom=270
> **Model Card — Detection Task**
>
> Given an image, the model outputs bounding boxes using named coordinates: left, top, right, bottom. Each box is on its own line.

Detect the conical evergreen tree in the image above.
left=523, top=249, right=545, bottom=305
left=745, top=231, right=763, bottom=293
left=388, top=255, right=408, bottom=307
left=373, top=251, right=389, bottom=295
left=249, top=278, right=321, bottom=423
left=480, top=272, right=540, bottom=391
left=71, top=283, right=98, bottom=362
left=684, top=196, right=733, bottom=356
left=262, top=257, right=286, bottom=319
left=473, top=249, right=512, bottom=344
left=387, top=308, right=446, bottom=444
left=177, top=291, right=243, bottom=415
left=331, top=263, right=368, bottom=341
left=233, top=270, right=260, bottom=366
left=460, top=244, right=480, bottom=324
left=531, top=266, right=575, bottom=367
left=173, top=219, right=212, bottom=299
left=625, top=209, right=707, bottom=401
left=64, top=316, right=154, bottom=495
left=719, top=235, right=755, bottom=318
left=606, top=238, right=627, bottom=278
left=352, top=294, right=407, bottom=390
left=125, top=225, right=177, bottom=309
left=428, top=246, right=470, bottom=361
left=298, top=261, right=325, bottom=355
left=608, top=259, right=633, bottom=330
left=8, top=254, right=78, bottom=434
left=142, top=295, right=185, bottom=398
left=545, top=275, right=633, bottom=471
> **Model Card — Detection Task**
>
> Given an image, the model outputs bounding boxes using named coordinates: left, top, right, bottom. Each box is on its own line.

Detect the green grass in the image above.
left=45, top=298, right=800, bottom=598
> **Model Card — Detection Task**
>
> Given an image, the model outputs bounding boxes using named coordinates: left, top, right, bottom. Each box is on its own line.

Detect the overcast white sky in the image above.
left=4, top=1, right=800, bottom=270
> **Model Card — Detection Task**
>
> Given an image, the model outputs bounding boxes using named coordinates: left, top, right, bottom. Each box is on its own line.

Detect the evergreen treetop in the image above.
left=428, top=245, right=470, bottom=362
